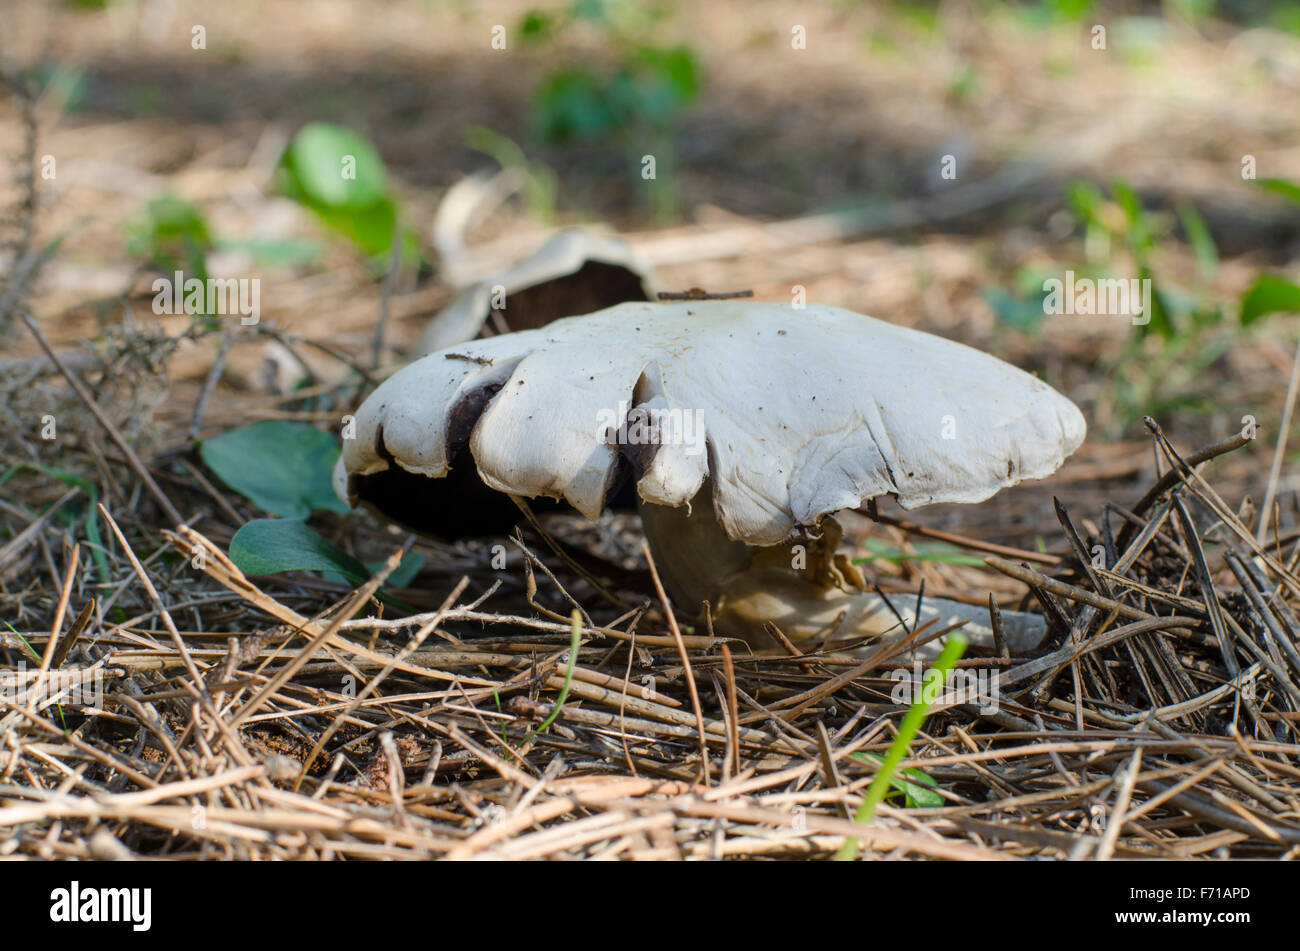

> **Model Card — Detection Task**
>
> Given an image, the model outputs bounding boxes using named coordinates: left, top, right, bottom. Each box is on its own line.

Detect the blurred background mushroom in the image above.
left=416, top=227, right=657, bottom=354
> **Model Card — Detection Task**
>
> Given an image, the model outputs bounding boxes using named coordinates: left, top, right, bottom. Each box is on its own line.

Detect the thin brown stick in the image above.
left=642, top=541, right=711, bottom=785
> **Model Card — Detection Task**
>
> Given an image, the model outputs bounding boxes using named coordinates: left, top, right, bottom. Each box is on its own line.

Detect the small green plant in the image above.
left=199, top=420, right=419, bottom=599
left=1242, top=178, right=1300, bottom=324
left=835, top=633, right=966, bottom=860
left=850, top=753, right=944, bottom=808
left=989, top=179, right=1263, bottom=434
left=277, top=122, right=422, bottom=272
left=126, top=195, right=213, bottom=283
left=518, top=0, right=702, bottom=221
left=1070, top=181, right=1234, bottom=430
left=523, top=610, right=583, bottom=743
left=126, top=195, right=322, bottom=294
left=464, top=125, right=558, bottom=223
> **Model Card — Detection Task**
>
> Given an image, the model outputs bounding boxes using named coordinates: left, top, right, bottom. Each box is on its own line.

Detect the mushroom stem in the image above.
left=639, top=490, right=1047, bottom=659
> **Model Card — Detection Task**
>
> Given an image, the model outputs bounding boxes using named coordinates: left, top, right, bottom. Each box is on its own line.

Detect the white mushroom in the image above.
left=415, top=229, right=657, bottom=355
left=340, top=301, right=1085, bottom=656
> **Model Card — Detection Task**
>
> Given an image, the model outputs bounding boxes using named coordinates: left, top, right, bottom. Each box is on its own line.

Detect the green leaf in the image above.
left=1141, top=266, right=1176, bottom=339
left=981, top=286, right=1045, bottom=334
left=280, top=122, right=389, bottom=211
left=308, top=197, right=400, bottom=259
left=1275, top=4, right=1300, bottom=36
left=1240, top=274, right=1300, bottom=326
left=851, top=753, right=945, bottom=808
left=200, top=421, right=348, bottom=518
left=534, top=70, right=619, bottom=143
left=229, top=518, right=368, bottom=583
left=518, top=9, right=554, bottom=41
left=1111, top=179, right=1155, bottom=257
left=1110, top=179, right=1144, bottom=223
left=1066, top=180, right=1105, bottom=228
left=1177, top=201, right=1217, bottom=281
left=126, top=195, right=212, bottom=281
left=533, top=44, right=700, bottom=145
left=323, top=551, right=424, bottom=589
left=277, top=123, right=421, bottom=268
left=632, top=45, right=701, bottom=111
left=368, top=551, right=424, bottom=589
left=1257, top=177, right=1300, bottom=205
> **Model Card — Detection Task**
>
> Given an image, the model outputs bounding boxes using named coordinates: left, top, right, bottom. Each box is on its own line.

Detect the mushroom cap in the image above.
left=341, top=301, right=1085, bottom=547
left=415, top=229, right=657, bottom=355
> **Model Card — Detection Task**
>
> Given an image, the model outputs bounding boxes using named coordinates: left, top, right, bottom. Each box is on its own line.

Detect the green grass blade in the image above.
left=524, top=610, right=582, bottom=744
left=834, top=632, right=967, bottom=860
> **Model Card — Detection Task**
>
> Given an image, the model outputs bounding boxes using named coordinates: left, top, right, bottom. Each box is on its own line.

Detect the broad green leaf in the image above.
left=277, top=124, right=421, bottom=268
left=309, top=197, right=401, bottom=259
left=229, top=518, right=368, bottom=583
left=281, top=122, right=389, bottom=210
left=321, top=551, right=424, bottom=589
left=1240, top=274, right=1300, bottom=326
left=200, top=421, right=348, bottom=518
left=632, top=46, right=701, bottom=113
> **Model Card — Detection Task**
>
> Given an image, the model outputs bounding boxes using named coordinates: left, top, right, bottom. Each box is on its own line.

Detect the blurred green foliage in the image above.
left=277, top=123, right=423, bottom=273
left=126, top=196, right=213, bottom=282
left=23, top=61, right=89, bottom=113
left=1240, top=176, right=1300, bottom=325
left=464, top=125, right=559, bottom=223
left=989, top=174, right=1300, bottom=433
left=531, top=43, right=700, bottom=145
left=517, top=0, right=702, bottom=221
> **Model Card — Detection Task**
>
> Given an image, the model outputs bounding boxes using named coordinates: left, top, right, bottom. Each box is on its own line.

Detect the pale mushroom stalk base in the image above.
left=639, top=489, right=1047, bottom=659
